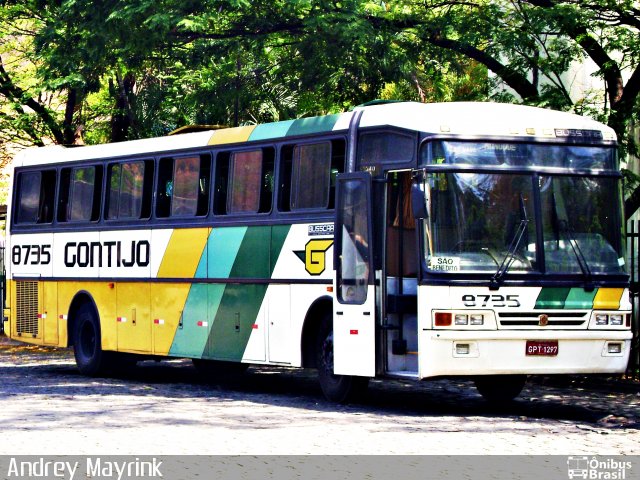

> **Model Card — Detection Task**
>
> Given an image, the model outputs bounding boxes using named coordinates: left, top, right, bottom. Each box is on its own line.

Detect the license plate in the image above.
left=526, top=340, right=558, bottom=356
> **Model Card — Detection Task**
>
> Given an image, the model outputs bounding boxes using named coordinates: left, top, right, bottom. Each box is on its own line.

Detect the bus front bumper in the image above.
left=419, top=330, right=632, bottom=378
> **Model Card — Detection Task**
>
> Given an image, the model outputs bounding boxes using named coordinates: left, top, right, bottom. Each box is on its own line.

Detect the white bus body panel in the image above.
left=333, top=285, right=376, bottom=377
left=417, top=285, right=632, bottom=378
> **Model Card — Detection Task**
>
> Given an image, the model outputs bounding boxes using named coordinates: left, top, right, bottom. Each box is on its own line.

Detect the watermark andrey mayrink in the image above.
left=6, top=457, right=163, bottom=480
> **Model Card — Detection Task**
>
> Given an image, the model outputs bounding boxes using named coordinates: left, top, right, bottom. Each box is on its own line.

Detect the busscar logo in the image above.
left=567, top=456, right=633, bottom=480
left=295, top=239, right=333, bottom=275
left=308, top=223, right=334, bottom=237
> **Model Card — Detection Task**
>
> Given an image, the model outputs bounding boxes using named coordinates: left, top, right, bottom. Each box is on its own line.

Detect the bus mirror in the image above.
left=411, top=181, right=428, bottom=220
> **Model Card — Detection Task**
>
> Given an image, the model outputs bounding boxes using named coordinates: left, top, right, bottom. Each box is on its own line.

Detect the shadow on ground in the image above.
left=1, top=342, right=637, bottom=431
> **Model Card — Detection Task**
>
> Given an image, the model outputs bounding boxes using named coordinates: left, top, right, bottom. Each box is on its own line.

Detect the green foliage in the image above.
left=0, top=1, right=639, bottom=185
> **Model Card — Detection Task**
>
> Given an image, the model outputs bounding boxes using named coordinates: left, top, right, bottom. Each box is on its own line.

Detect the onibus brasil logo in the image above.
left=567, top=457, right=633, bottom=480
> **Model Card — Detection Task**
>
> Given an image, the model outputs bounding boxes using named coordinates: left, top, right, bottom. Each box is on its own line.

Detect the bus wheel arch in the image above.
left=67, top=292, right=99, bottom=347
left=300, top=296, right=333, bottom=369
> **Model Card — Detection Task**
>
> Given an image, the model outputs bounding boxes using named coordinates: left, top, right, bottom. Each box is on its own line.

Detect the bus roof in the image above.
left=13, top=102, right=616, bottom=167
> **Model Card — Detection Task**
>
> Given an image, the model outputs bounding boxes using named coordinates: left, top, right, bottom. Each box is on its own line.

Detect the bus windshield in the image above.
left=421, top=144, right=625, bottom=277
left=425, top=141, right=616, bottom=170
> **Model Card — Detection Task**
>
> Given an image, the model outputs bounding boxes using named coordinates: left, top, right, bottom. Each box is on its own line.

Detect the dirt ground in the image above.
left=0, top=337, right=638, bottom=456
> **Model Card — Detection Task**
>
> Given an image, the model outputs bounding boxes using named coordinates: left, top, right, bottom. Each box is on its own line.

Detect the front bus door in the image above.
left=333, top=173, right=376, bottom=377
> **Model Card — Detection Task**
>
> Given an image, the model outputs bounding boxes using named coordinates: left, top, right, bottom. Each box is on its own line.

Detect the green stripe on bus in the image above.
left=170, top=226, right=248, bottom=357
left=228, top=226, right=271, bottom=278
left=534, top=287, right=571, bottom=309
left=170, top=225, right=293, bottom=361
left=206, top=226, right=272, bottom=360
left=249, top=120, right=295, bottom=141
left=207, top=283, right=268, bottom=361
left=200, top=226, right=248, bottom=278
left=564, top=288, right=598, bottom=309
left=286, top=114, right=341, bottom=137
left=205, top=225, right=292, bottom=361
left=271, top=224, right=291, bottom=274
left=168, top=283, right=209, bottom=358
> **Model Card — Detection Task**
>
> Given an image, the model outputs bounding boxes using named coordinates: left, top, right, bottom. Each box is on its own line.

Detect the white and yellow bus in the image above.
left=3, top=101, right=632, bottom=403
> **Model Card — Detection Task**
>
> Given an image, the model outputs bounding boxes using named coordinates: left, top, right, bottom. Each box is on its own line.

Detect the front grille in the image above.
left=16, top=281, right=39, bottom=336
left=498, top=311, right=588, bottom=328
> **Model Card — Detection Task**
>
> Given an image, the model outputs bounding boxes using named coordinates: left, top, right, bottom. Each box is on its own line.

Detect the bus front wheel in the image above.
left=73, top=302, right=107, bottom=376
left=316, top=313, right=369, bottom=403
left=474, top=375, right=527, bottom=404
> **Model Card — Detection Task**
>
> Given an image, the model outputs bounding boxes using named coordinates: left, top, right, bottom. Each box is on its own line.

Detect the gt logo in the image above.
left=295, top=239, right=333, bottom=275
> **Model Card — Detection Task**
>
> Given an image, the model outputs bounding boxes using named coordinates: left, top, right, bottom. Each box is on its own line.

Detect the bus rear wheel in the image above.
left=73, top=302, right=107, bottom=376
left=316, top=312, right=369, bottom=403
left=474, top=375, right=527, bottom=404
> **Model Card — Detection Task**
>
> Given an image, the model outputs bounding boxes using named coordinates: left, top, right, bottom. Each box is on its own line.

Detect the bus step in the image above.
left=385, top=370, right=419, bottom=380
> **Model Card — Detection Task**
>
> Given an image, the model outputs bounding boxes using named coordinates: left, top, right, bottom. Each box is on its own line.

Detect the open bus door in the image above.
left=333, top=172, right=376, bottom=377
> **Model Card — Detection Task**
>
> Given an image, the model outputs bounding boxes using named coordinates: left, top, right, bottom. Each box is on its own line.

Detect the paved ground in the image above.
left=0, top=337, right=638, bottom=456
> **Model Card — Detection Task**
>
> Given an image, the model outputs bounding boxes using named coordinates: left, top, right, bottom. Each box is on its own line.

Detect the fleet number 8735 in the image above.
left=462, top=294, right=521, bottom=308
left=12, top=244, right=52, bottom=265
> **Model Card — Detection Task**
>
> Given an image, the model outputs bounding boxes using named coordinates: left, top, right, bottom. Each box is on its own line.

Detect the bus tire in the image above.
left=474, top=375, right=527, bottom=404
left=73, top=302, right=107, bottom=376
left=316, top=312, right=369, bottom=403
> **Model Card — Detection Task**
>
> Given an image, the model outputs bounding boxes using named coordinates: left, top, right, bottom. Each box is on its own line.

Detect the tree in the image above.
left=2, top=0, right=640, bottom=218
left=366, top=0, right=640, bottom=216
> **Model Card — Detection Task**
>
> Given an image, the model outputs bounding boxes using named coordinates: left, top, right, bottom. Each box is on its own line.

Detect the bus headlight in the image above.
left=595, top=314, right=609, bottom=325
left=609, top=314, right=623, bottom=326
left=590, top=311, right=630, bottom=329
left=433, top=311, right=496, bottom=329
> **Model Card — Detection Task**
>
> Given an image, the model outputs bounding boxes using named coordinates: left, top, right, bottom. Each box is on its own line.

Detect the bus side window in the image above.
left=328, top=139, right=345, bottom=209
left=196, top=155, right=211, bottom=216
left=172, top=156, right=201, bottom=217
left=57, top=169, right=71, bottom=222
left=15, top=170, right=56, bottom=225
left=156, top=157, right=174, bottom=218
left=358, top=132, right=414, bottom=165
left=157, top=155, right=210, bottom=218
left=260, top=148, right=274, bottom=213
left=106, top=160, right=153, bottom=220
left=291, top=142, right=331, bottom=210
left=222, top=147, right=274, bottom=215
left=278, top=145, right=293, bottom=212
left=59, top=166, right=102, bottom=223
left=213, top=152, right=230, bottom=215
left=279, top=139, right=344, bottom=212
left=228, top=150, right=263, bottom=214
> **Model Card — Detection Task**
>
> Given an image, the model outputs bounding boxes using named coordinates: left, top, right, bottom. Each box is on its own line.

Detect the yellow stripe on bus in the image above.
left=592, top=288, right=624, bottom=310
left=207, top=125, right=256, bottom=145
left=151, top=283, right=192, bottom=355
left=157, top=228, right=209, bottom=278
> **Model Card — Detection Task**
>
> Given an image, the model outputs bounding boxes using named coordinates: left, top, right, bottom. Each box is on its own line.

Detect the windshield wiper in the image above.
left=552, top=192, right=594, bottom=290
left=490, top=194, right=529, bottom=290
